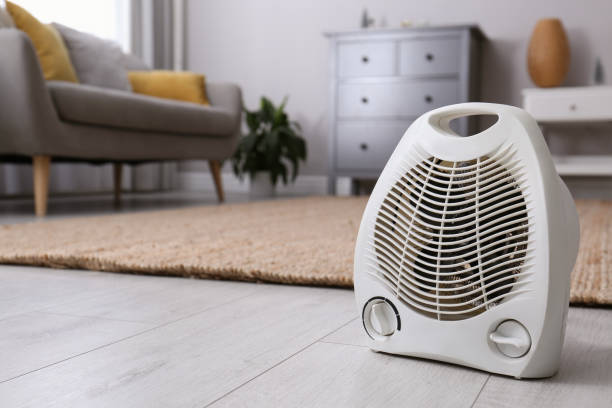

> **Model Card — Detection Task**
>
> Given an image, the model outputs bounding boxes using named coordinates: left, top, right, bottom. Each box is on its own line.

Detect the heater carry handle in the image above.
left=426, top=103, right=520, bottom=137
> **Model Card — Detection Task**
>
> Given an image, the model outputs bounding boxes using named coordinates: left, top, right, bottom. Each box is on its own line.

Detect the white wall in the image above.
left=184, top=0, right=612, bottom=175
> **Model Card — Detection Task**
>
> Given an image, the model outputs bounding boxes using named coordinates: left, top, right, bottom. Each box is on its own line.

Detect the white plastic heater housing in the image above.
left=354, top=103, right=580, bottom=378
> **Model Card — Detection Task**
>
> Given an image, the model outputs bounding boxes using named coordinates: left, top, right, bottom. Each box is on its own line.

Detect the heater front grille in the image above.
left=368, top=145, right=532, bottom=321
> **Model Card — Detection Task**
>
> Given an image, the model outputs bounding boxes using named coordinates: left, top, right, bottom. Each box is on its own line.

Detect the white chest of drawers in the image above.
left=325, top=26, right=483, bottom=193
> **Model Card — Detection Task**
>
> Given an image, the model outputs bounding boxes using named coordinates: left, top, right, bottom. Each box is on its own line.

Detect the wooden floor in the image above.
left=0, top=191, right=610, bottom=407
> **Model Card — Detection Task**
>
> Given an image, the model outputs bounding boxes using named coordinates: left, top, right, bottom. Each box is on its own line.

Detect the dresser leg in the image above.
left=328, top=175, right=336, bottom=195
left=351, top=179, right=360, bottom=195
left=113, top=163, right=122, bottom=207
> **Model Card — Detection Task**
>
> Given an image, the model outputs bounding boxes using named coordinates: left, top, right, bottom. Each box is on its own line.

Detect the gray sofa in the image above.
left=0, top=29, right=242, bottom=216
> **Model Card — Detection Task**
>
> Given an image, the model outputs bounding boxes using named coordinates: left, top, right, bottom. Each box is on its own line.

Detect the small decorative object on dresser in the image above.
left=232, top=96, right=307, bottom=199
left=360, top=9, right=375, bottom=29
left=325, top=26, right=483, bottom=194
left=593, top=57, right=605, bottom=85
left=527, top=18, right=570, bottom=88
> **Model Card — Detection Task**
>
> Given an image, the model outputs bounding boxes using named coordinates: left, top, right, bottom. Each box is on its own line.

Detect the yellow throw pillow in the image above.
left=6, top=1, right=78, bottom=83
left=128, top=71, right=210, bottom=105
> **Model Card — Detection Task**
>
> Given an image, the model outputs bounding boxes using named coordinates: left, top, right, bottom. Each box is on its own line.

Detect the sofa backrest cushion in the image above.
left=53, top=23, right=131, bottom=92
left=6, top=1, right=78, bottom=83
left=0, top=1, right=15, bottom=28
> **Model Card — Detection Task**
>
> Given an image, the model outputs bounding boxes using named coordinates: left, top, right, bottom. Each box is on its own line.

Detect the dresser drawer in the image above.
left=336, top=121, right=409, bottom=170
left=337, top=41, right=396, bottom=77
left=399, top=37, right=461, bottom=76
left=337, top=79, right=459, bottom=118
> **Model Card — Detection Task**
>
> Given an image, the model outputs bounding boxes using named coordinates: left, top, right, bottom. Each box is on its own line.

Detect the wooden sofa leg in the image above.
left=208, top=160, right=225, bottom=202
left=113, top=163, right=122, bottom=207
left=32, top=155, right=51, bottom=217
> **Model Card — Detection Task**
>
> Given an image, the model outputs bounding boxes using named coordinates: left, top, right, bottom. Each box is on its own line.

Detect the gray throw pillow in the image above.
left=52, top=23, right=131, bottom=91
left=0, top=4, right=15, bottom=28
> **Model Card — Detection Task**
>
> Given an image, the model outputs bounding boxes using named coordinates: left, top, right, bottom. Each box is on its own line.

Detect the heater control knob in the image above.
left=489, top=320, right=531, bottom=358
left=364, top=298, right=398, bottom=338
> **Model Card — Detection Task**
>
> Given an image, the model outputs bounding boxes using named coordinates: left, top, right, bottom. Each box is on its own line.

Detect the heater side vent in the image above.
left=367, top=144, right=532, bottom=321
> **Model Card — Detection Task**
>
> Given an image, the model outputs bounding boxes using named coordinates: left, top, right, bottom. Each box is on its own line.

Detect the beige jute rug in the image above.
left=0, top=197, right=609, bottom=305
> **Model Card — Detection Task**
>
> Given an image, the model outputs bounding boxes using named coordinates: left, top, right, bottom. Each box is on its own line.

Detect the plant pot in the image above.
left=527, top=18, right=570, bottom=88
left=249, top=172, right=276, bottom=199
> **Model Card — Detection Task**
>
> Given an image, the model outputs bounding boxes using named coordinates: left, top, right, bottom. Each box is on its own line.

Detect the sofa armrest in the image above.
left=206, top=82, right=242, bottom=138
left=206, top=82, right=242, bottom=117
left=0, top=29, right=62, bottom=156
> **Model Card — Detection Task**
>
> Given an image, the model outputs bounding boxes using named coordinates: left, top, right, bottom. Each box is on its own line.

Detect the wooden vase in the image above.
left=527, top=18, right=570, bottom=87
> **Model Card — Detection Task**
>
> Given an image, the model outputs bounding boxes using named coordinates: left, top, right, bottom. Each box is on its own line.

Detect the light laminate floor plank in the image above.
left=0, top=284, right=356, bottom=408
left=0, top=312, right=151, bottom=382
left=0, top=266, right=149, bottom=321
left=473, top=307, right=612, bottom=408
left=41, top=275, right=260, bottom=324
left=209, top=341, right=489, bottom=408
left=0, top=265, right=259, bottom=324
left=320, top=317, right=367, bottom=347
left=322, top=306, right=612, bottom=408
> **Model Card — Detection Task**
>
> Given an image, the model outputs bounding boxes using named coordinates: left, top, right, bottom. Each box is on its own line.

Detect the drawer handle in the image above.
left=424, top=95, right=433, bottom=103
left=361, top=96, right=369, bottom=104
left=425, top=53, right=434, bottom=62
left=361, top=55, right=369, bottom=63
left=360, top=143, right=368, bottom=151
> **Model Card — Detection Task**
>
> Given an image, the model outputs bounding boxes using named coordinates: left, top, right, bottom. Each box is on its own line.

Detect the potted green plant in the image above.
left=232, top=96, right=307, bottom=198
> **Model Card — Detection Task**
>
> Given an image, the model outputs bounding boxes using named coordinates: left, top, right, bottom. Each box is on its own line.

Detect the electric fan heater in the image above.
left=354, top=103, right=580, bottom=378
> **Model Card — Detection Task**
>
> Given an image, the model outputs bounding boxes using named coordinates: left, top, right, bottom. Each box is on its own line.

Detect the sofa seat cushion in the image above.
left=47, top=81, right=235, bottom=136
